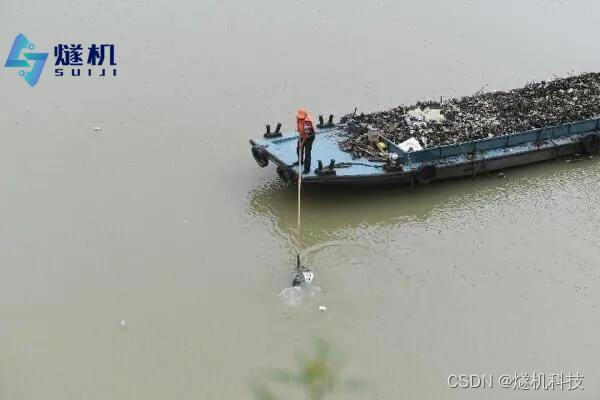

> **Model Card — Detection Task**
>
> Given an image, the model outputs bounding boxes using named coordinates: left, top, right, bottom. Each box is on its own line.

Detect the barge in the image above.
left=249, top=117, right=600, bottom=185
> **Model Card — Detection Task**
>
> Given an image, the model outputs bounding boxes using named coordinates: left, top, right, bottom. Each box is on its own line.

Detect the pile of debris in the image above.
left=339, top=72, right=600, bottom=157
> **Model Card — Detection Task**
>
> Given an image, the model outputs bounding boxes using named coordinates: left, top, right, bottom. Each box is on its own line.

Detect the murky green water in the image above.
left=1, top=0, right=600, bottom=398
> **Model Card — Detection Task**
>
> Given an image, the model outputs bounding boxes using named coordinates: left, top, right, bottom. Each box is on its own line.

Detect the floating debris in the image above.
left=339, top=73, right=600, bottom=156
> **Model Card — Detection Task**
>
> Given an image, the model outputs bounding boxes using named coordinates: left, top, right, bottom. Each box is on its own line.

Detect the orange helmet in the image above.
left=297, top=108, right=308, bottom=120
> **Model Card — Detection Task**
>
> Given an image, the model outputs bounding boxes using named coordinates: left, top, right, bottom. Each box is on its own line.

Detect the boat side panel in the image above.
left=314, top=138, right=585, bottom=185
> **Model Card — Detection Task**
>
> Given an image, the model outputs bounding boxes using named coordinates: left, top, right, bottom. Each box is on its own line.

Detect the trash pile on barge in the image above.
left=340, top=73, right=600, bottom=157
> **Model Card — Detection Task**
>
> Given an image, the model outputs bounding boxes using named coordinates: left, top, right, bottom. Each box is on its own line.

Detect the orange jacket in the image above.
left=296, top=108, right=316, bottom=141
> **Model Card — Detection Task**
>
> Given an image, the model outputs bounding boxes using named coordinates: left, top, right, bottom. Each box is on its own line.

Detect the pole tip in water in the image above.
left=292, top=269, right=314, bottom=287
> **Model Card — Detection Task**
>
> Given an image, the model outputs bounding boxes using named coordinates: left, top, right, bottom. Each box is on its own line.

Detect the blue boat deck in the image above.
left=251, top=127, right=388, bottom=180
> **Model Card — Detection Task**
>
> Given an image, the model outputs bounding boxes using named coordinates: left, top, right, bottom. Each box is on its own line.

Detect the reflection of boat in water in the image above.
left=245, top=152, right=598, bottom=247
left=249, top=118, right=600, bottom=185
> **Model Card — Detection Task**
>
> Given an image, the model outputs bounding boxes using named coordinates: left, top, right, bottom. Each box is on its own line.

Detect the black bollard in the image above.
left=264, top=122, right=283, bottom=138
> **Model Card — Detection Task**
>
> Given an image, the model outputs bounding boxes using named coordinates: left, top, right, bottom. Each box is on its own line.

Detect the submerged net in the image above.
left=340, top=72, right=600, bottom=157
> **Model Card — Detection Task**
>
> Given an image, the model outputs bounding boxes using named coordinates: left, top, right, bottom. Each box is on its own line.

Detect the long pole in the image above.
left=296, top=145, right=302, bottom=269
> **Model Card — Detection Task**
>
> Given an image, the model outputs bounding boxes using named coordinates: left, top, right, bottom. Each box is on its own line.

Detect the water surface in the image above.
left=1, top=0, right=599, bottom=398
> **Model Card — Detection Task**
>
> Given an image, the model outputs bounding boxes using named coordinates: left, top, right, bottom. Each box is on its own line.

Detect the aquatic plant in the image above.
left=251, top=339, right=364, bottom=400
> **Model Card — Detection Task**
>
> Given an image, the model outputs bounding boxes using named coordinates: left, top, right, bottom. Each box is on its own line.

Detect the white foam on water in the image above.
left=278, top=284, right=321, bottom=307
left=278, top=286, right=302, bottom=306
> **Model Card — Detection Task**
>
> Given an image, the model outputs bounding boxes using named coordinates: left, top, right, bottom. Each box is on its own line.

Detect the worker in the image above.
left=296, top=108, right=316, bottom=174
